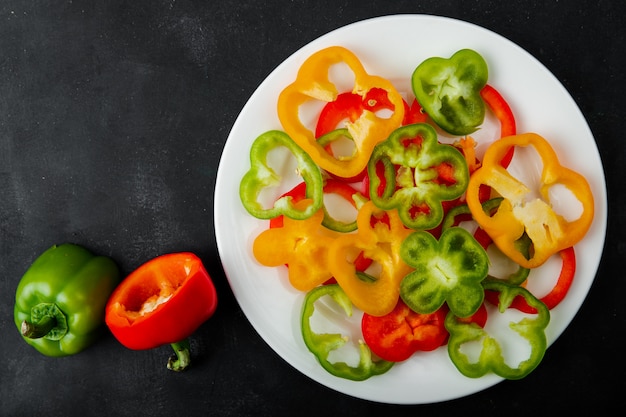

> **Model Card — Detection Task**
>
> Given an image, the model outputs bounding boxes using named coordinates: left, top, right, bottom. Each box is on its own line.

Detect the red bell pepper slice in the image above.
left=512, top=247, right=576, bottom=313
left=484, top=247, right=576, bottom=313
left=362, top=300, right=449, bottom=362
left=480, top=84, right=516, bottom=167
left=402, top=98, right=429, bottom=125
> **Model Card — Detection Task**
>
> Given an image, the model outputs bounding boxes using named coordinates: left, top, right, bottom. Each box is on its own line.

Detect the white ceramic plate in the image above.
left=214, top=15, right=607, bottom=404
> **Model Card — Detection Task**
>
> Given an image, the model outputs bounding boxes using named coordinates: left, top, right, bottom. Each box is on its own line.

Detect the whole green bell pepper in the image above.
left=301, top=284, right=394, bottom=381
left=411, top=49, right=488, bottom=136
left=445, top=279, right=550, bottom=380
left=399, top=227, right=489, bottom=318
left=14, top=243, right=120, bottom=357
left=367, top=122, right=469, bottom=230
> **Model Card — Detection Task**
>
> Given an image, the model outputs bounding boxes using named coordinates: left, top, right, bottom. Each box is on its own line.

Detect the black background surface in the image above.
left=1, top=1, right=624, bottom=416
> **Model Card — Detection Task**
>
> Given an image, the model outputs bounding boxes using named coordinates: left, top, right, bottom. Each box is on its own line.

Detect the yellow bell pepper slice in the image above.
left=466, top=133, right=594, bottom=268
left=277, top=46, right=405, bottom=179
left=329, top=201, right=413, bottom=317
left=253, top=200, right=341, bottom=292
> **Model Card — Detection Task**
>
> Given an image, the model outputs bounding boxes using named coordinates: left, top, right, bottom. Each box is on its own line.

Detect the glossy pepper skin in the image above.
left=278, top=46, right=405, bottom=179
left=367, top=122, right=469, bottom=230
left=329, top=201, right=413, bottom=317
left=361, top=300, right=449, bottom=362
left=253, top=199, right=341, bottom=292
left=445, top=279, right=550, bottom=380
left=301, top=284, right=394, bottom=381
left=399, top=227, right=489, bottom=318
left=412, top=49, right=488, bottom=136
left=14, top=243, right=120, bottom=357
left=105, top=252, right=217, bottom=371
left=466, top=132, right=594, bottom=268
left=240, top=130, right=324, bottom=221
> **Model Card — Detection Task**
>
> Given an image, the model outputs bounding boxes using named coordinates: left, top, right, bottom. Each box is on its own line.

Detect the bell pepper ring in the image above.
left=14, top=243, right=120, bottom=357
left=268, top=179, right=366, bottom=233
left=446, top=279, right=550, bottom=380
left=239, top=130, right=324, bottom=221
left=466, top=132, right=594, bottom=268
left=253, top=199, right=341, bottom=292
left=367, top=122, right=470, bottom=230
left=399, top=227, right=490, bottom=318
left=441, top=198, right=531, bottom=286
left=485, top=247, right=576, bottom=313
left=301, top=284, right=394, bottom=380
left=105, top=252, right=218, bottom=372
left=361, top=300, right=449, bottom=362
left=480, top=84, right=516, bottom=167
left=412, top=49, right=488, bottom=136
left=277, top=45, right=405, bottom=179
left=329, top=201, right=414, bottom=317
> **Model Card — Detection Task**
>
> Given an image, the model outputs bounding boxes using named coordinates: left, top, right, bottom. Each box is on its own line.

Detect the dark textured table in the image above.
left=1, top=1, right=623, bottom=415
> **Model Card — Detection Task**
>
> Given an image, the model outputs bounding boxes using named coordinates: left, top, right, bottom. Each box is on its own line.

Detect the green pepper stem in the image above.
left=167, top=339, right=191, bottom=372
left=21, top=316, right=57, bottom=339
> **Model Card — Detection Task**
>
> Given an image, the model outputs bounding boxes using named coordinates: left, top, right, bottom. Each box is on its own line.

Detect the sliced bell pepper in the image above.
left=403, top=98, right=430, bottom=126
left=441, top=198, right=531, bottom=286
left=412, top=49, right=488, bottom=135
left=14, top=243, right=120, bottom=357
left=315, top=88, right=395, bottom=138
left=399, top=227, right=489, bottom=318
left=277, top=46, right=405, bottom=179
left=481, top=84, right=516, bottom=138
left=240, top=130, right=324, bottom=221
left=361, top=300, right=449, bottom=362
left=466, top=132, right=594, bottom=268
left=485, top=247, right=576, bottom=313
left=253, top=199, right=341, bottom=291
left=105, top=252, right=218, bottom=371
left=446, top=279, right=550, bottom=380
left=367, top=122, right=469, bottom=230
left=301, top=284, right=394, bottom=380
left=329, top=201, right=413, bottom=317
left=268, top=179, right=367, bottom=232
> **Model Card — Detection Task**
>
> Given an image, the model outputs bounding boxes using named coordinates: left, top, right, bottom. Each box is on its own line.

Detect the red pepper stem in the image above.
left=167, top=339, right=191, bottom=372
left=21, top=316, right=56, bottom=339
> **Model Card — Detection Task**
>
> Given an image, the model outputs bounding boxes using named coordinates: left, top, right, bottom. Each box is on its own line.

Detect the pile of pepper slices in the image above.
left=239, top=46, right=594, bottom=381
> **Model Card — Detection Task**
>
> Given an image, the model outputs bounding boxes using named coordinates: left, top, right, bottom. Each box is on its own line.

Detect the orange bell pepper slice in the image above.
left=466, top=133, right=594, bottom=268
left=329, top=201, right=413, bottom=317
left=277, top=46, right=405, bottom=179
left=253, top=199, right=341, bottom=292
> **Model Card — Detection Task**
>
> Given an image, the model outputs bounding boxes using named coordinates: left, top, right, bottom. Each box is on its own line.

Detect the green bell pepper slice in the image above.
left=399, top=227, right=489, bottom=318
left=367, top=123, right=469, bottom=230
left=441, top=197, right=531, bottom=286
left=301, top=284, right=394, bottom=381
left=14, top=243, right=120, bottom=357
left=445, top=279, right=550, bottom=380
left=412, top=49, right=488, bottom=136
left=240, top=129, right=324, bottom=220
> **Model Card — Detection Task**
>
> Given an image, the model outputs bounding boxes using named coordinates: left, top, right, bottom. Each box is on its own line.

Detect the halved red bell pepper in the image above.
left=105, top=252, right=218, bottom=371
